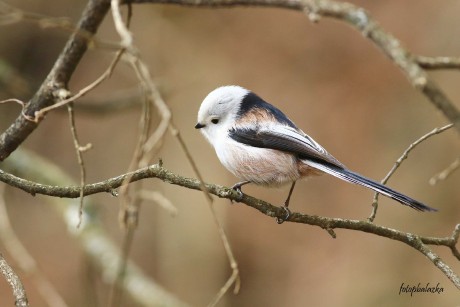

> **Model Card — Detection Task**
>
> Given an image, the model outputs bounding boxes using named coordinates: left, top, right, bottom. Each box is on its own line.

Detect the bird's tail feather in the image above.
left=307, top=161, right=437, bottom=212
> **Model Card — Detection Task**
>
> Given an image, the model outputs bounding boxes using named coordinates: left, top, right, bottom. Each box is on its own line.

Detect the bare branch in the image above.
left=109, top=0, right=241, bottom=303
left=138, top=190, right=178, bottom=216
left=0, top=184, right=68, bottom=307
left=0, top=98, right=26, bottom=108
left=2, top=149, right=459, bottom=289
left=0, top=253, right=29, bottom=307
left=0, top=0, right=111, bottom=161
left=104, top=4, right=149, bottom=306
left=380, top=124, right=453, bottom=185
left=0, top=1, right=72, bottom=27
left=71, top=88, right=142, bottom=114
left=0, top=1, right=122, bottom=50
left=67, top=104, right=91, bottom=228
left=171, top=124, right=241, bottom=303
left=416, top=56, right=460, bottom=70
left=430, top=157, right=460, bottom=185
left=32, top=48, right=125, bottom=121
left=421, top=224, right=460, bottom=261
left=368, top=123, right=453, bottom=221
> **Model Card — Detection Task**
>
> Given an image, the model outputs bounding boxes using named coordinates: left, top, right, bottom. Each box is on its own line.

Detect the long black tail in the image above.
left=307, top=161, right=437, bottom=212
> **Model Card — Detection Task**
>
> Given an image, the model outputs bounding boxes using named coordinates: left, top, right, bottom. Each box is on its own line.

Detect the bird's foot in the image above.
left=275, top=206, right=291, bottom=224
left=230, top=182, right=245, bottom=203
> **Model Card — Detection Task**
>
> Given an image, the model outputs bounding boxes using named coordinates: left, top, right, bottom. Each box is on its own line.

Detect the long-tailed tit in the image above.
left=195, top=85, right=437, bottom=223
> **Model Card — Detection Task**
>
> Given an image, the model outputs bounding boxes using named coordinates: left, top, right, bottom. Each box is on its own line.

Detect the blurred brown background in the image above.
left=0, top=0, right=459, bottom=306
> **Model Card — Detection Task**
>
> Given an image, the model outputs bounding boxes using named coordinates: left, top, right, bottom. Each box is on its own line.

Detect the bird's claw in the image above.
left=229, top=181, right=250, bottom=204
left=275, top=206, right=291, bottom=224
left=230, top=185, right=244, bottom=203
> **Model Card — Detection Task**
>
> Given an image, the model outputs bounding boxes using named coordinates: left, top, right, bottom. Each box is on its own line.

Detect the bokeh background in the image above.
left=1, top=0, right=459, bottom=306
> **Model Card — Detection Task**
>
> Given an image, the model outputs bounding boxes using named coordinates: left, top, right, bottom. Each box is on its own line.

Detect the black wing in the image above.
left=228, top=125, right=344, bottom=168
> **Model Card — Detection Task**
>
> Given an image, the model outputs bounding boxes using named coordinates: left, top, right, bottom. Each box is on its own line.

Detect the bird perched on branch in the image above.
left=195, top=85, right=437, bottom=223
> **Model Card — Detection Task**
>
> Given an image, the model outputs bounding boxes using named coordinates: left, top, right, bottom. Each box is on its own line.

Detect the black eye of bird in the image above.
left=211, top=118, right=219, bottom=124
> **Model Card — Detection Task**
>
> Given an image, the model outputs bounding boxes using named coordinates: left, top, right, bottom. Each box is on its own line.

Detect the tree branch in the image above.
left=0, top=184, right=68, bottom=307
left=0, top=0, right=111, bottom=161
left=0, top=253, right=29, bottom=307
left=368, top=123, right=453, bottom=221
left=430, top=157, right=460, bottom=186
left=2, top=149, right=460, bottom=289
left=416, top=56, right=460, bottom=70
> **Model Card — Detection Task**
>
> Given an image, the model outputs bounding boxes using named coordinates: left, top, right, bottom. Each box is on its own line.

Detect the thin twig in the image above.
left=0, top=184, right=68, bottom=307
left=430, top=157, right=460, bottom=185
left=0, top=0, right=112, bottom=161
left=0, top=1, right=71, bottom=27
left=138, top=190, right=178, bottom=216
left=130, top=54, right=171, bottom=166
left=368, top=123, right=453, bottom=222
left=32, top=48, right=125, bottom=121
left=71, top=88, right=142, bottom=114
left=0, top=1, right=120, bottom=50
left=108, top=0, right=240, bottom=302
left=416, top=56, right=460, bottom=70
left=0, top=253, right=29, bottom=307
left=67, top=103, right=91, bottom=228
left=170, top=124, right=241, bottom=305
left=107, top=3, right=147, bottom=306
left=0, top=98, right=26, bottom=107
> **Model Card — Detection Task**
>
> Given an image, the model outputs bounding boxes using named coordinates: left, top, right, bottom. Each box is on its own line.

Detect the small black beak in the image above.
left=195, top=123, right=205, bottom=129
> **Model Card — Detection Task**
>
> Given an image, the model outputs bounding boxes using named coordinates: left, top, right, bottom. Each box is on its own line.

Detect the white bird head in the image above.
left=195, top=85, right=249, bottom=145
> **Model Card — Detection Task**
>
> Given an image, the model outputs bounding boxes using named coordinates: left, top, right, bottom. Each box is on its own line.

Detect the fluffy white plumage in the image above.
left=196, top=85, right=248, bottom=144
left=196, top=86, right=304, bottom=185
